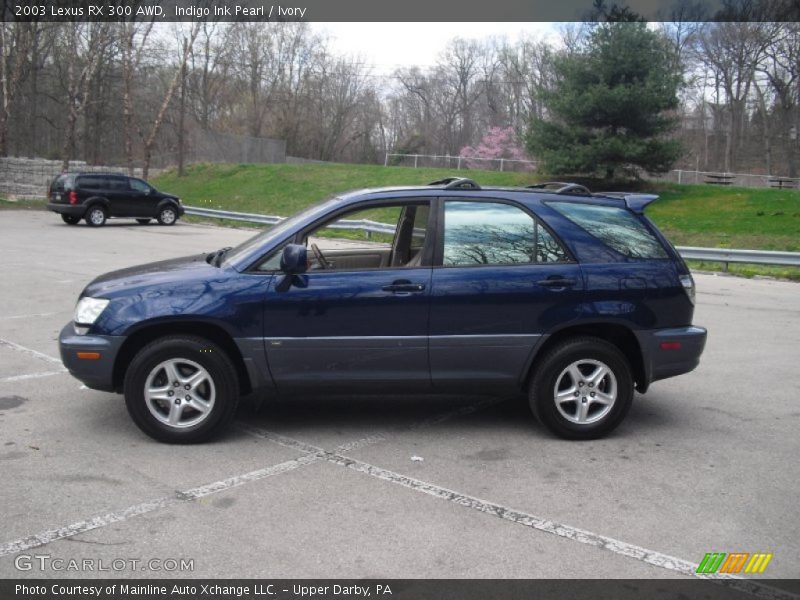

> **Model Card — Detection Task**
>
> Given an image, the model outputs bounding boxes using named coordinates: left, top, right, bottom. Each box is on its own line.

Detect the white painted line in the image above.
left=0, top=337, right=62, bottom=365
left=0, top=369, right=67, bottom=383
left=242, top=425, right=798, bottom=600
left=0, top=311, right=59, bottom=321
left=0, top=397, right=500, bottom=557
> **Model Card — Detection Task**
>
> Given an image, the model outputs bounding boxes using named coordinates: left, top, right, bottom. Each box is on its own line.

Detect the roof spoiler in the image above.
left=596, top=192, right=659, bottom=214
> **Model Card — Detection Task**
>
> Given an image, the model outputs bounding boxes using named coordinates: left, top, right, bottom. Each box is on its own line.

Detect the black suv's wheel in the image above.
left=157, top=205, right=178, bottom=226
left=61, top=214, right=81, bottom=225
left=136, top=218, right=151, bottom=225
left=85, top=205, right=107, bottom=227
left=529, top=337, right=633, bottom=440
left=123, top=336, right=240, bottom=443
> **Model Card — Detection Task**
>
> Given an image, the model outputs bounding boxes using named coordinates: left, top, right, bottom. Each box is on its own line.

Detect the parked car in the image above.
left=47, top=172, right=183, bottom=227
left=59, top=178, right=706, bottom=443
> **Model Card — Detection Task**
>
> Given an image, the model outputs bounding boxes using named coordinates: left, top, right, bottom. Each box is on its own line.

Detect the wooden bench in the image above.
left=705, top=174, right=735, bottom=185
left=768, top=177, right=798, bottom=189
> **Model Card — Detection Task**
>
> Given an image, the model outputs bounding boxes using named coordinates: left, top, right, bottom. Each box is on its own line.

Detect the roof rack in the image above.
left=428, top=177, right=481, bottom=190
left=526, top=182, right=592, bottom=196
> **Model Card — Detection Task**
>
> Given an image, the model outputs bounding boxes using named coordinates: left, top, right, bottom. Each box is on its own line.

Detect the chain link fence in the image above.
left=384, top=153, right=536, bottom=172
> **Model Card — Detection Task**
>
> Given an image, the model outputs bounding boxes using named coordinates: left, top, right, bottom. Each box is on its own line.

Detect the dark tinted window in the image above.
left=106, top=177, right=129, bottom=191
left=129, top=178, right=151, bottom=193
left=80, top=176, right=111, bottom=190
left=443, top=201, right=568, bottom=266
left=549, top=201, right=667, bottom=259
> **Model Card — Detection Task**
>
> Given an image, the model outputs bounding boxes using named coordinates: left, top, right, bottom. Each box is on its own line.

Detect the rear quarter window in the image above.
left=548, top=201, right=667, bottom=259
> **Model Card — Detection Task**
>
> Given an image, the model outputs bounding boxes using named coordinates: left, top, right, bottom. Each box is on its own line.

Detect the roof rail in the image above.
left=428, top=177, right=481, bottom=190
left=526, top=182, right=592, bottom=196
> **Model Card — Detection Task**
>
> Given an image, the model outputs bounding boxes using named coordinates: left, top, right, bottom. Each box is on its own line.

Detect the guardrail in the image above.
left=184, top=206, right=396, bottom=235
left=184, top=206, right=800, bottom=269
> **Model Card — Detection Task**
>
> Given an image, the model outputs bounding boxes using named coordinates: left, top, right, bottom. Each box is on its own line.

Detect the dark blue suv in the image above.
left=59, top=178, right=706, bottom=443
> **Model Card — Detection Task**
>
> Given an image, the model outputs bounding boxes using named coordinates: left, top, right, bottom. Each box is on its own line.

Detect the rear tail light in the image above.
left=679, top=274, right=695, bottom=305
left=68, top=191, right=78, bottom=205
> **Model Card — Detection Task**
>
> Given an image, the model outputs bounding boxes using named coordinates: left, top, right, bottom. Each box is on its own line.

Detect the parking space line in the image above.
left=0, top=369, right=67, bottom=383
left=0, top=337, right=62, bottom=365
left=0, top=397, right=501, bottom=558
left=0, top=311, right=60, bottom=321
left=241, top=425, right=798, bottom=600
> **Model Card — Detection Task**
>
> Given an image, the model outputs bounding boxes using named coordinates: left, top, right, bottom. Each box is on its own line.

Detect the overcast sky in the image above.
left=311, top=22, right=559, bottom=75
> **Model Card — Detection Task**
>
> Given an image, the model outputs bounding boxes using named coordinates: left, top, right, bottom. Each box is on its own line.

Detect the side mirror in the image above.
left=280, top=244, right=308, bottom=274
left=276, top=244, right=308, bottom=292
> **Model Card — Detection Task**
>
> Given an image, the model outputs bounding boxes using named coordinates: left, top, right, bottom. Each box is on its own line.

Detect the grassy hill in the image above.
left=152, top=162, right=800, bottom=254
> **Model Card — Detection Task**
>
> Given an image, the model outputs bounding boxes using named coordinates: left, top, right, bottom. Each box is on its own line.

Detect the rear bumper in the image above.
left=47, top=203, right=84, bottom=217
left=636, top=326, right=707, bottom=387
left=59, top=323, right=124, bottom=392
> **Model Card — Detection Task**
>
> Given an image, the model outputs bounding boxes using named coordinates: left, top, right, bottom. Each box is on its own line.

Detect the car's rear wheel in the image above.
left=529, top=337, right=633, bottom=440
left=61, top=214, right=81, bottom=225
left=123, top=336, right=239, bottom=443
left=157, top=206, right=178, bottom=226
left=136, top=218, right=151, bottom=225
left=85, top=205, right=107, bottom=227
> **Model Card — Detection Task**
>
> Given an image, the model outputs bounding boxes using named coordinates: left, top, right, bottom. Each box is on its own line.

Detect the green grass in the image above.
left=645, top=183, right=800, bottom=252
left=149, top=163, right=800, bottom=281
left=152, top=162, right=535, bottom=223
left=0, top=197, right=46, bottom=211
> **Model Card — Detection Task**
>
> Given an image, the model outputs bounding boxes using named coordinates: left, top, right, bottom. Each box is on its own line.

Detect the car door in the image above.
left=128, top=178, right=159, bottom=216
left=261, top=199, right=435, bottom=392
left=103, top=176, right=133, bottom=216
left=428, top=198, right=583, bottom=390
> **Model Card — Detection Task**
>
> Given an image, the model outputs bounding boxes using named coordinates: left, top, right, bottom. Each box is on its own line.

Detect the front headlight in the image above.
left=74, top=297, right=110, bottom=325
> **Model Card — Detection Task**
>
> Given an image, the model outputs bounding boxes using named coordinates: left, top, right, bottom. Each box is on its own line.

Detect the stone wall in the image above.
left=0, top=158, right=163, bottom=199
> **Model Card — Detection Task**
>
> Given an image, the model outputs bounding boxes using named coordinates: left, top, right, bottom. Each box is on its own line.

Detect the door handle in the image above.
left=536, top=277, right=576, bottom=288
left=382, top=280, right=426, bottom=293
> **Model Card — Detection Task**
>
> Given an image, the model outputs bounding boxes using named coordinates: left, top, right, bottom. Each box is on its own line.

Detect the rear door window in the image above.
left=548, top=201, right=667, bottom=259
left=442, top=200, right=569, bottom=266
left=78, top=176, right=108, bottom=191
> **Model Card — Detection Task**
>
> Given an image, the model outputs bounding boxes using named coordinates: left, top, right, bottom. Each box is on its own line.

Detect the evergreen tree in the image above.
left=527, top=22, right=682, bottom=179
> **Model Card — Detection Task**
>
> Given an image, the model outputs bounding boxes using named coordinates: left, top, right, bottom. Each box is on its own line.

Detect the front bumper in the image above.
left=59, top=323, right=125, bottom=392
left=635, top=326, right=707, bottom=388
left=47, top=203, right=85, bottom=217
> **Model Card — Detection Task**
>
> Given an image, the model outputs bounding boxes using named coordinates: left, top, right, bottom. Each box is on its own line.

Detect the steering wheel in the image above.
left=310, top=243, right=331, bottom=270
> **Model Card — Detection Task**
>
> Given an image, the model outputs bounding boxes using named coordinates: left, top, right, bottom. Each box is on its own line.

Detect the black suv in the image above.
left=47, top=173, right=183, bottom=227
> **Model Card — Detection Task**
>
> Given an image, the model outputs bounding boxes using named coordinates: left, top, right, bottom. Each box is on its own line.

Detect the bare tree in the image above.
left=58, top=22, right=113, bottom=171
left=0, top=22, right=33, bottom=156
left=141, top=22, right=200, bottom=179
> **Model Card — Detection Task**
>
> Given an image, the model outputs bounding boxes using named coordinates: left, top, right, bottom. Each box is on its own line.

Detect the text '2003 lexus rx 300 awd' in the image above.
left=59, top=178, right=706, bottom=443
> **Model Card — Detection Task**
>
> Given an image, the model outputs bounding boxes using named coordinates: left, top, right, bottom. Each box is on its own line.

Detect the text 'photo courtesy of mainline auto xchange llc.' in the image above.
left=1, top=0, right=800, bottom=599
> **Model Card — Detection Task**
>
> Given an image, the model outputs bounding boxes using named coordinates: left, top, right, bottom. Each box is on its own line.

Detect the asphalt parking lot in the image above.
left=0, top=211, right=798, bottom=589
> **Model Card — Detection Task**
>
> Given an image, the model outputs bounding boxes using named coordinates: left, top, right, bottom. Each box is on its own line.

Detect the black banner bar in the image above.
left=3, top=580, right=800, bottom=600
left=4, top=0, right=800, bottom=22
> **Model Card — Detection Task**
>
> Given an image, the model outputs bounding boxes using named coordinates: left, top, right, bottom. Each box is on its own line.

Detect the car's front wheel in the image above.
left=157, top=206, right=178, bottom=226
left=123, top=336, right=240, bottom=443
left=85, top=205, right=107, bottom=227
left=61, top=214, right=81, bottom=225
left=529, top=337, right=633, bottom=440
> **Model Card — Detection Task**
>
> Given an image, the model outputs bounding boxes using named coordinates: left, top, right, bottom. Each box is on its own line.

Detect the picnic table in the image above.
left=768, top=177, right=798, bottom=189
left=705, top=173, right=735, bottom=185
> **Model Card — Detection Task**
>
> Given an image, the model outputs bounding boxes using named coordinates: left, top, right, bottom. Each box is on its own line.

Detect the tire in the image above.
left=136, top=218, right=151, bottom=225
left=61, top=214, right=81, bottom=225
left=123, top=336, right=240, bottom=443
left=157, top=205, right=178, bottom=226
left=85, top=205, right=107, bottom=227
left=529, top=336, right=633, bottom=440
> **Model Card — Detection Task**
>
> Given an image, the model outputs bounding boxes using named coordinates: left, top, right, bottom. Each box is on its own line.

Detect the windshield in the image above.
left=221, top=197, right=340, bottom=268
